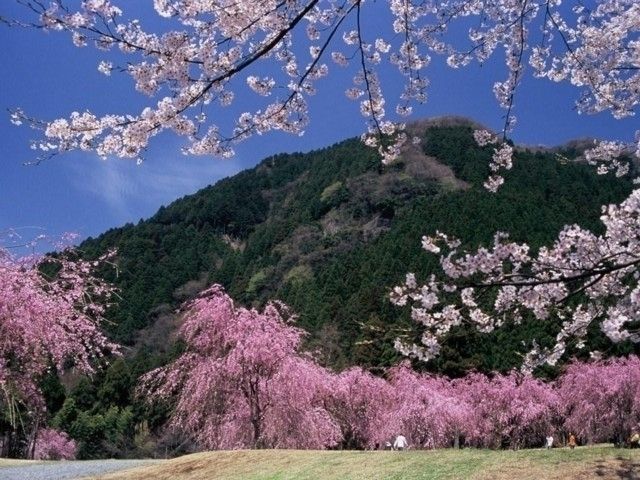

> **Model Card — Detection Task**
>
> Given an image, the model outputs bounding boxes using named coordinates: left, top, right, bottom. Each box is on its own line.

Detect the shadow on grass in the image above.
left=594, top=456, right=640, bottom=479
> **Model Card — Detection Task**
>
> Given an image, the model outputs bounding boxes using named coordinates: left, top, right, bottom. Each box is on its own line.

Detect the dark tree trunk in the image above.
left=28, top=419, right=40, bottom=459
left=251, top=416, right=262, bottom=448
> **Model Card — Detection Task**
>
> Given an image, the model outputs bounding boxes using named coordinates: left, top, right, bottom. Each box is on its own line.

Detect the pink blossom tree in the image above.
left=385, top=362, right=473, bottom=449
left=140, top=285, right=341, bottom=450
left=0, top=246, right=118, bottom=458
left=325, top=367, right=394, bottom=449
left=558, top=356, right=640, bottom=446
left=33, top=428, right=77, bottom=460
left=453, top=372, right=559, bottom=449
left=259, top=358, right=341, bottom=449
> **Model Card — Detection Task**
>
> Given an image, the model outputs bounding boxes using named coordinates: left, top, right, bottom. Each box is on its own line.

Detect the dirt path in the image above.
left=0, top=459, right=161, bottom=480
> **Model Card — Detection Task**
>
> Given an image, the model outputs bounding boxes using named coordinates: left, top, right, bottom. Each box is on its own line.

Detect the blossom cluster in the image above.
left=392, top=188, right=640, bottom=369
left=471, top=129, right=514, bottom=192
left=33, top=429, right=77, bottom=460
left=584, top=140, right=631, bottom=177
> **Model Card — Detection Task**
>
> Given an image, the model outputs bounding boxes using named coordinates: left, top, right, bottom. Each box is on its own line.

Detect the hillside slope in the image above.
left=92, top=447, right=640, bottom=480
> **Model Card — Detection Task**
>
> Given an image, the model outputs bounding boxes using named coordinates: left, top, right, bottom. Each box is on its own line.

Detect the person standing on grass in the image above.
left=545, top=435, right=554, bottom=449
left=568, top=433, right=577, bottom=449
left=393, top=434, right=408, bottom=451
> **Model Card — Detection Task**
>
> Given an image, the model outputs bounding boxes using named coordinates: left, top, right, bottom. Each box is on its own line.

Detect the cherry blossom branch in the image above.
left=4, top=0, right=638, bottom=168
left=391, top=188, right=640, bottom=369
left=355, top=2, right=383, bottom=140
left=499, top=0, right=528, bottom=140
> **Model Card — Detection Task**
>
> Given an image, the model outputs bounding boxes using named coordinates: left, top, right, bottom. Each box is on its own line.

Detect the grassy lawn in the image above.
left=90, top=445, right=640, bottom=480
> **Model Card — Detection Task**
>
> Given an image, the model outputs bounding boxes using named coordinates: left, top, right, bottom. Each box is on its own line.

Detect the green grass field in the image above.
left=91, top=445, right=640, bottom=480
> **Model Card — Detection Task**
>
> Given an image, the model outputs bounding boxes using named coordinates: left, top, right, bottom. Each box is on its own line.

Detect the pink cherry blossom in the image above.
left=454, top=372, right=559, bottom=449
left=138, top=286, right=640, bottom=451
left=0, top=245, right=118, bottom=456
left=558, top=356, right=640, bottom=445
left=140, top=285, right=341, bottom=449
left=33, top=428, right=77, bottom=460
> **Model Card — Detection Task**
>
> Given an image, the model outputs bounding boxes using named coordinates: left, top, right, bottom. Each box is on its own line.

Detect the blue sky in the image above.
left=0, top=2, right=636, bottom=245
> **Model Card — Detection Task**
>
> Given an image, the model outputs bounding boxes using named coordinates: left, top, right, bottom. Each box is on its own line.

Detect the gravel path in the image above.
left=0, top=459, right=160, bottom=480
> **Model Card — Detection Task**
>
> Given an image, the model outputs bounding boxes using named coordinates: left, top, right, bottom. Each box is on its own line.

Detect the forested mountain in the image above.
left=55, top=117, right=636, bottom=457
